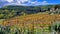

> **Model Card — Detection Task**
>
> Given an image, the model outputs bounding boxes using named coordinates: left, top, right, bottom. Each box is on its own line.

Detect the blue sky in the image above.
left=0, top=0, right=60, bottom=7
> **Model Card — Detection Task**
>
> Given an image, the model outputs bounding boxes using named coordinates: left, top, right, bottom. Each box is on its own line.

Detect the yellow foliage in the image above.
left=2, top=13, right=60, bottom=29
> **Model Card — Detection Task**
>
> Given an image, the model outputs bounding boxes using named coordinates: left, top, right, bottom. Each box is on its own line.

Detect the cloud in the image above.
left=4, top=0, right=30, bottom=3
left=3, top=0, right=30, bottom=5
left=5, top=0, right=13, bottom=2
left=0, top=0, right=54, bottom=6
left=28, top=1, right=53, bottom=6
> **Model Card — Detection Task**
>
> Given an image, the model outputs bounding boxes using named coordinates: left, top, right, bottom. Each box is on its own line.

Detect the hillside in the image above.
left=2, top=13, right=60, bottom=27
left=0, top=5, right=60, bottom=34
left=0, top=5, right=60, bottom=19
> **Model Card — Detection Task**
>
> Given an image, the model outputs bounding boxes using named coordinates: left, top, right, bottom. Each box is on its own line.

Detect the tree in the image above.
left=0, top=14, right=4, bottom=19
left=20, top=12, right=27, bottom=16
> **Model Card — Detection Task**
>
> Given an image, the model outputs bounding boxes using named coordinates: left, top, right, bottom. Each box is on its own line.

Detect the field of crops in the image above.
left=0, top=13, right=60, bottom=34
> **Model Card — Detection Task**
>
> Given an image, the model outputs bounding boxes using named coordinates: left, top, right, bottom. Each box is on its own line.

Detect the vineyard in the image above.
left=0, top=13, right=60, bottom=34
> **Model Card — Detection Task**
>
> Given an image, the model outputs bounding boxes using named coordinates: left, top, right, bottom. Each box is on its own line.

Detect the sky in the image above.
left=0, top=0, right=60, bottom=7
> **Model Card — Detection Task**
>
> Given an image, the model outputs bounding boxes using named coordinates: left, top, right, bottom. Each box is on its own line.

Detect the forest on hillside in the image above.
left=0, top=5, right=60, bottom=19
